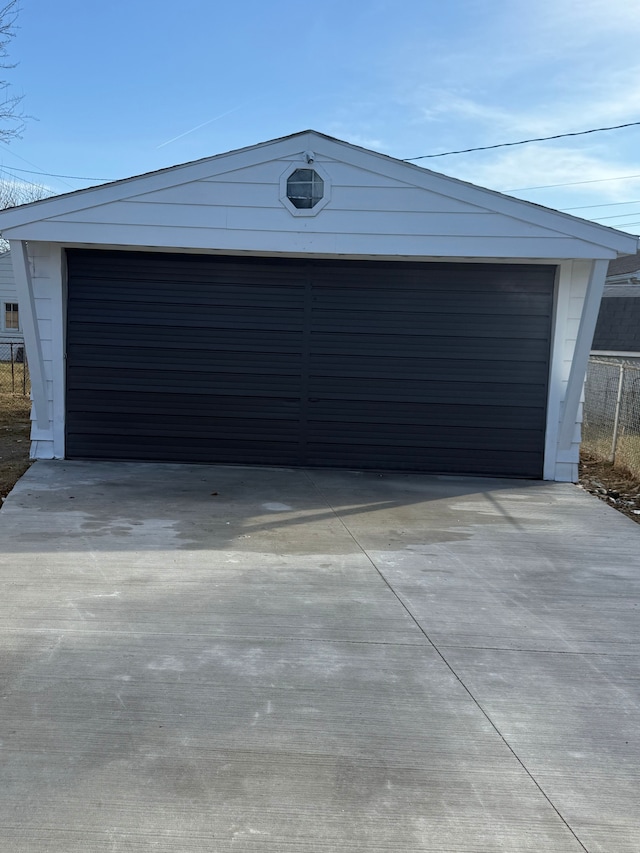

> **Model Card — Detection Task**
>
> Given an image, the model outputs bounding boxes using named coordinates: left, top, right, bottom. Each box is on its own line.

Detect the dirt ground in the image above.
left=578, top=453, right=640, bottom=524
left=0, top=397, right=639, bottom=524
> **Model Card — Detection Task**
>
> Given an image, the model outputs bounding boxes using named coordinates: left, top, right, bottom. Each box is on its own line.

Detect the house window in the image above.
left=286, top=168, right=324, bottom=209
left=4, top=303, right=19, bottom=330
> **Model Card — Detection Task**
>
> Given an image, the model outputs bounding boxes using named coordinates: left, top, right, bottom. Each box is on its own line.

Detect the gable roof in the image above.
left=593, top=295, right=640, bottom=352
left=607, top=249, right=640, bottom=276
left=0, top=130, right=637, bottom=259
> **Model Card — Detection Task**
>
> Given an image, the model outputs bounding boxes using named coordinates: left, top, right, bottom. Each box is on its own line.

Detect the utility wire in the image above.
left=0, top=164, right=113, bottom=181
left=590, top=212, right=640, bottom=222
left=405, top=120, right=640, bottom=161
left=0, top=142, right=78, bottom=190
left=561, top=199, right=640, bottom=211
left=505, top=173, right=640, bottom=191
left=0, top=166, right=56, bottom=193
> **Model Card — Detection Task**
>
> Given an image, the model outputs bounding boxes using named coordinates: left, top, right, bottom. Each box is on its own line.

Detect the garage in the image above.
left=66, top=249, right=554, bottom=477
left=1, top=130, right=636, bottom=481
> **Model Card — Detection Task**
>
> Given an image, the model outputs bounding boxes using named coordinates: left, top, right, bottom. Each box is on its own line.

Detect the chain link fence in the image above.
left=0, top=342, right=29, bottom=395
left=583, top=357, right=640, bottom=479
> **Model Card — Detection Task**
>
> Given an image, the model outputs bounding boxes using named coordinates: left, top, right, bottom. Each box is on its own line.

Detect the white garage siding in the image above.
left=1, top=131, right=637, bottom=479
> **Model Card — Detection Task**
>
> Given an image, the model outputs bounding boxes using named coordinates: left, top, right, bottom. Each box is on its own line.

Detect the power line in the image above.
left=0, top=166, right=55, bottom=193
left=561, top=199, right=640, bottom=211
left=405, top=120, right=640, bottom=161
left=505, top=173, right=640, bottom=191
left=590, top=211, right=640, bottom=222
left=0, top=142, right=78, bottom=190
left=0, top=164, right=113, bottom=181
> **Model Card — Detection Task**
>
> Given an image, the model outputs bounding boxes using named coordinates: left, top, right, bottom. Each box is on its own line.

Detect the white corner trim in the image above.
left=9, top=240, right=49, bottom=430
left=542, top=263, right=567, bottom=480
left=558, top=258, right=609, bottom=450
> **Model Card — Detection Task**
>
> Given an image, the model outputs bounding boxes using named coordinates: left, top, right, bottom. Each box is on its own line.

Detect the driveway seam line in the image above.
left=304, top=471, right=590, bottom=853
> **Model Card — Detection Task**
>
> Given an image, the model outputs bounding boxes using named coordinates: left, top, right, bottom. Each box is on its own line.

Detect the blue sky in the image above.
left=2, top=0, right=640, bottom=235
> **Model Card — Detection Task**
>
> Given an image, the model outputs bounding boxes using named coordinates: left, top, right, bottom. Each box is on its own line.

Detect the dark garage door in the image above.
left=66, top=249, right=555, bottom=477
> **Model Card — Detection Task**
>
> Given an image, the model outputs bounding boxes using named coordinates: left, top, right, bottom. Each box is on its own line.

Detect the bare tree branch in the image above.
left=0, top=1, right=24, bottom=141
left=0, top=179, right=53, bottom=249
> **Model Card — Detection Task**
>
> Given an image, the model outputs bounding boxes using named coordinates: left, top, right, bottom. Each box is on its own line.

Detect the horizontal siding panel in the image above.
left=224, top=208, right=564, bottom=238
left=15, top=220, right=610, bottom=259
left=129, top=182, right=489, bottom=214
left=205, top=159, right=409, bottom=188
left=328, top=185, right=488, bottom=214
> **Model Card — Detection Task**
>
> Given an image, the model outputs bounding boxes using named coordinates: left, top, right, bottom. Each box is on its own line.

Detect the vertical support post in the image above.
left=558, top=259, right=609, bottom=450
left=9, top=240, right=49, bottom=430
left=609, top=364, right=625, bottom=463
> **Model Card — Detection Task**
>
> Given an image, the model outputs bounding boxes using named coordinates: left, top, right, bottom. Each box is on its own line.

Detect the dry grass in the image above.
left=0, top=359, right=29, bottom=396
left=0, top=392, right=32, bottom=502
left=579, top=451, right=640, bottom=524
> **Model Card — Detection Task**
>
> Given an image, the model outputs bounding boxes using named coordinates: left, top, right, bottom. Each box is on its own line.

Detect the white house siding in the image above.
left=0, top=250, right=24, bottom=349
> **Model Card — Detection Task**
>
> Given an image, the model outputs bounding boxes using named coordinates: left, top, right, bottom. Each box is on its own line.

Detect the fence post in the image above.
left=610, top=363, right=625, bottom=463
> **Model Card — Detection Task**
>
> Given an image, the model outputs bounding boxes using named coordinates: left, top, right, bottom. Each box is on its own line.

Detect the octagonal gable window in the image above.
left=286, top=168, right=324, bottom=209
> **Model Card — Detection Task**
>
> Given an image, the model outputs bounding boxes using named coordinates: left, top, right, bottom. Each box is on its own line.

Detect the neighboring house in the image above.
left=592, top=249, right=640, bottom=358
left=0, top=249, right=24, bottom=354
left=0, top=130, right=637, bottom=481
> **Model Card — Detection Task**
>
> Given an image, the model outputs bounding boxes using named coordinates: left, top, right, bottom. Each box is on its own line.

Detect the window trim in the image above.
left=279, top=161, right=331, bottom=217
left=4, top=302, right=19, bottom=332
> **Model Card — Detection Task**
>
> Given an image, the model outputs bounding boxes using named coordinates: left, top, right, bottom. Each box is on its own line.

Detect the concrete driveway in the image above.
left=0, top=461, right=638, bottom=852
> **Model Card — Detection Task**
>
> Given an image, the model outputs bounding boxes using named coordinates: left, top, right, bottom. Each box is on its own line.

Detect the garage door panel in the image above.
left=304, top=444, right=542, bottom=477
left=67, top=413, right=301, bottom=442
left=66, top=250, right=554, bottom=476
left=71, top=304, right=305, bottom=332
left=68, top=348, right=302, bottom=375
left=309, top=333, right=549, bottom=360
left=311, top=263, right=552, bottom=292
left=68, top=392, right=300, bottom=419
left=309, top=314, right=551, bottom=337
left=309, top=355, right=548, bottom=383
left=67, top=434, right=301, bottom=465
left=307, top=423, right=543, bottom=451
left=302, top=400, right=546, bottom=429
left=313, top=292, right=552, bottom=317
left=69, top=327, right=305, bottom=354
left=67, top=366, right=304, bottom=396
left=306, top=379, right=548, bottom=407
